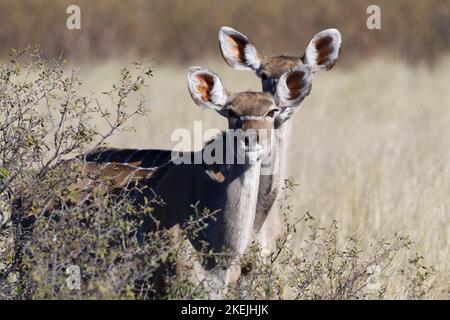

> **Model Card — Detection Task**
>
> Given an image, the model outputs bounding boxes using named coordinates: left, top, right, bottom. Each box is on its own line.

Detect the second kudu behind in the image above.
left=218, top=26, right=342, bottom=254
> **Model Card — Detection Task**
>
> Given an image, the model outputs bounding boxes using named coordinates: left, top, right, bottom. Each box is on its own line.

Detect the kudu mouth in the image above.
left=226, top=128, right=271, bottom=164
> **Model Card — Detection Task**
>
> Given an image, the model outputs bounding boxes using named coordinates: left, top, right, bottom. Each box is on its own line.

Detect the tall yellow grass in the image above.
left=79, top=56, right=450, bottom=298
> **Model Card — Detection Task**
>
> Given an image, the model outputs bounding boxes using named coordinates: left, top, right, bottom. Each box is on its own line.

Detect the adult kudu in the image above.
left=86, top=26, right=342, bottom=258
left=139, top=65, right=314, bottom=287
left=73, top=65, right=314, bottom=290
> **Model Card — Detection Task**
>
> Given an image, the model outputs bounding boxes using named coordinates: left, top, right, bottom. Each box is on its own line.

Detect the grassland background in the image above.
left=0, top=0, right=449, bottom=298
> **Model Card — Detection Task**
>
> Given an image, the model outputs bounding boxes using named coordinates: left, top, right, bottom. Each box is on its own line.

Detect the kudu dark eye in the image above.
left=261, top=73, right=268, bottom=81
left=266, top=109, right=278, bottom=118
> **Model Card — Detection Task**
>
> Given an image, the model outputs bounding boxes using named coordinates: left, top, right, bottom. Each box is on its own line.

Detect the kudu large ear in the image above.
left=304, top=29, right=341, bottom=73
left=275, top=66, right=312, bottom=125
left=218, top=26, right=263, bottom=71
left=276, top=65, right=312, bottom=107
left=187, top=66, right=228, bottom=111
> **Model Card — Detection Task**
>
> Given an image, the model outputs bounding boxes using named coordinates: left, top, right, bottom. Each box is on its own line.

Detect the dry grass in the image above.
left=77, top=56, right=450, bottom=298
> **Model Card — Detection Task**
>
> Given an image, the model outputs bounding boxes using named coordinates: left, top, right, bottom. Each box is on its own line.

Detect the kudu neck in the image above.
left=202, top=131, right=265, bottom=256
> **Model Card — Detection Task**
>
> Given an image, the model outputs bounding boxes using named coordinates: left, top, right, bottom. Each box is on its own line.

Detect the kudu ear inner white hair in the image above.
left=304, top=28, right=342, bottom=73
left=275, top=65, right=313, bottom=125
left=218, top=26, right=263, bottom=71
left=187, top=66, right=228, bottom=111
left=276, top=65, right=313, bottom=107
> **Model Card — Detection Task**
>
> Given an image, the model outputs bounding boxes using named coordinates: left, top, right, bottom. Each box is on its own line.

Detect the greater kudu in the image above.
left=85, top=27, right=342, bottom=258
left=55, top=65, right=313, bottom=293
left=134, top=65, right=313, bottom=287
left=218, top=26, right=342, bottom=254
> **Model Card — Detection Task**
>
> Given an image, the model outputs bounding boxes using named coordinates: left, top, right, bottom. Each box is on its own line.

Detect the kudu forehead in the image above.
left=261, top=56, right=303, bottom=78
left=228, top=92, right=275, bottom=115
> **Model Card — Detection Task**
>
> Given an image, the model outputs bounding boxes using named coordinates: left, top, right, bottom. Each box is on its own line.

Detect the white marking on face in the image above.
left=239, top=115, right=270, bottom=121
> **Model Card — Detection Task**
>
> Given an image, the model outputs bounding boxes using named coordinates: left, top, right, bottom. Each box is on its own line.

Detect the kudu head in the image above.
left=218, top=26, right=341, bottom=126
left=187, top=66, right=312, bottom=162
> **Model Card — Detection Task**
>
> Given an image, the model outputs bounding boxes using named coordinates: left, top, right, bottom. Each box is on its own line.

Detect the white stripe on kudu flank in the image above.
left=150, top=150, right=163, bottom=167
left=104, top=150, right=117, bottom=162
left=124, top=149, right=140, bottom=164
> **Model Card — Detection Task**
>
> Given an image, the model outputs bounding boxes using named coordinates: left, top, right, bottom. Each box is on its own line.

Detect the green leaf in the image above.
left=0, top=167, right=8, bottom=179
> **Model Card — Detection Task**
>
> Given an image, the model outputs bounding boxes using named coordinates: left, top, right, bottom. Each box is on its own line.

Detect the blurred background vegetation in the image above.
left=0, top=0, right=449, bottom=65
